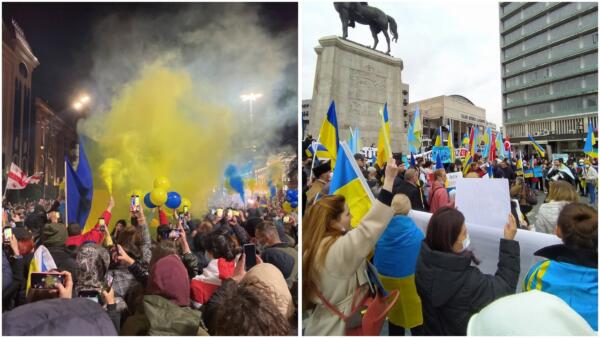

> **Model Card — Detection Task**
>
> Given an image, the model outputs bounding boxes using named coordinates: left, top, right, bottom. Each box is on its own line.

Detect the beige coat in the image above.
left=304, top=200, right=394, bottom=336
left=306, top=179, right=327, bottom=205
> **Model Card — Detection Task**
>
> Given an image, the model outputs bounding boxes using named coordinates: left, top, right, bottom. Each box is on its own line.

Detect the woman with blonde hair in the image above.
left=302, top=158, right=399, bottom=335
left=535, top=181, right=579, bottom=234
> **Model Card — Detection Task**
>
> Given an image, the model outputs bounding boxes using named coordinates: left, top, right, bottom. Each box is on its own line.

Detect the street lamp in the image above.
left=241, top=92, right=262, bottom=125
left=72, top=93, right=91, bottom=111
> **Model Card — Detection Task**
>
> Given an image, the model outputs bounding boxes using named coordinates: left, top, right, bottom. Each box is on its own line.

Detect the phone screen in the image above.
left=131, top=195, right=140, bottom=212
left=233, top=210, right=240, bottom=217
left=78, top=290, right=100, bottom=303
left=216, top=208, right=223, bottom=218
left=3, top=227, right=12, bottom=241
left=227, top=210, right=233, bottom=218
left=283, top=216, right=290, bottom=223
left=30, top=272, right=65, bottom=289
left=98, top=218, right=105, bottom=226
left=183, top=206, right=189, bottom=213
left=244, top=244, right=257, bottom=271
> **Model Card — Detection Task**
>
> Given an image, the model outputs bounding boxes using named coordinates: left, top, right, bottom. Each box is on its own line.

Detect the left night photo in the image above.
left=2, top=2, right=298, bottom=336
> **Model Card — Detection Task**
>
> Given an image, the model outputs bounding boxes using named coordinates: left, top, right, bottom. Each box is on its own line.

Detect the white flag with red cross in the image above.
left=6, top=163, right=43, bottom=190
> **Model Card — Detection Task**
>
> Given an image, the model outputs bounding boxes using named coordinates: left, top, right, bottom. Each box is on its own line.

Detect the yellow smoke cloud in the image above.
left=80, top=61, right=234, bottom=229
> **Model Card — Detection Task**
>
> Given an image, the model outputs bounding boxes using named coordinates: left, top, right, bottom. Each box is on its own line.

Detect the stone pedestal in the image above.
left=309, top=36, right=409, bottom=154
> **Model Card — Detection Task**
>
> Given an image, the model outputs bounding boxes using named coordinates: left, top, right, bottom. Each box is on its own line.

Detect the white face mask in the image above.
left=462, top=234, right=471, bottom=252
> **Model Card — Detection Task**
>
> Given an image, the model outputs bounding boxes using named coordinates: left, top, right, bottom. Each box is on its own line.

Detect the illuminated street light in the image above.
left=73, top=101, right=83, bottom=110
left=240, top=92, right=262, bottom=125
left=80, top=95, right=91, bottom=104
left=72, top=94, right=91, bottom=111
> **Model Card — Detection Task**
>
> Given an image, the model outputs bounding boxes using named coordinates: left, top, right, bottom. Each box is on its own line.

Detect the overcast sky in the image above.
left=302, top=1, right=503, bottom=126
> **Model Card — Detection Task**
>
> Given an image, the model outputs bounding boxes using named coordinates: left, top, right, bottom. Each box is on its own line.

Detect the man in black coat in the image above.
left=392, top=168, right=428, bottom=211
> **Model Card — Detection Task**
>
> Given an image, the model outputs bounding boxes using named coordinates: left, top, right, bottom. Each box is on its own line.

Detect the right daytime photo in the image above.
left=301, top=1, right=597, bottom=336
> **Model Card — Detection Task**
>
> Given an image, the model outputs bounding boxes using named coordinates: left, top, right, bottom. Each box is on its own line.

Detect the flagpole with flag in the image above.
left=528, top=134, right=546, bottom=158
left=318, top=101, right=340, bottom=169
left=376, top=103, right=392, bottom=168
left=308, top=136, right=321, bottom=182
left=584, top=120, right=598, bottom=159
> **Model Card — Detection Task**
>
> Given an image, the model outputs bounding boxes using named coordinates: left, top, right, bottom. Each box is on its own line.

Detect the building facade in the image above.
left=33, top=98, right=78, bottom=197
left=500, top=2, right=598, bottom=155
left=302, top=99, right=311, bottom=138
left=408, top=95, right=490, bottom=150
left=2, top=19, right=39, bottom=175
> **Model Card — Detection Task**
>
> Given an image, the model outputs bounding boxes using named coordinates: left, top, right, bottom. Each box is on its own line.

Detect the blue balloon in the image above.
left=286, top=189, right=298, bottom=203
left=290, top=201, right=298, bottom=209
left=144, top=193, right=156, bottom=209
left=165, top=191, right=182, bottom=209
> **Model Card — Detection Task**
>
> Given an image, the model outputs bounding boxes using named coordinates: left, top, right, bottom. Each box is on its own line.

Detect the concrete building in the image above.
left=302, top=99, right=311, bottom=137
left=407, top=95, right=489, bottom=150
left=33, top=98, right=78, bottom=197
left=2, top=19, right=39, bottom=175
left=500, top=2, right=598, bottom=155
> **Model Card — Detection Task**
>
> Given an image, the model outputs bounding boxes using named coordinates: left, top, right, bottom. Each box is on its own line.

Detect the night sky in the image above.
left=3, top=2, right=298, bottom=148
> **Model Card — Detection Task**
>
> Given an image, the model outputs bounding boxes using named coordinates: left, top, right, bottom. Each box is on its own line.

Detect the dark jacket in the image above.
left=415, top=239, right=520, bottom=335
left=47, top=246, right=78, bottom=283
left=392, top=180, right=428, bottom=211
left=128, top=251, right=200, bottom=285
left=261, top=242, right=297, bottom=288
left=2, top=297, right=117, bottom=336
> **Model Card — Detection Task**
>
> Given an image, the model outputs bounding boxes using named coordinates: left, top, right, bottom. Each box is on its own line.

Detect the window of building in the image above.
left=548, top=3, right=579, bottom=24
left=18, top=63, right=28, bottom=79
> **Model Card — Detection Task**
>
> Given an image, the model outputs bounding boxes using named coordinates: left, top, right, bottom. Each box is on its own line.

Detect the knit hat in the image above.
left=75, top=244, right=110, bottom=294
left=241, top=263, right=292, bottom=319
left=467, top=290, right=595, bottom=336
left=67, top=223, right=82, bottom=236
left=312, top=160, right=331, bottom=178
left=41, top=223, right=67, bottom=248
left=147, top=255, right=190, bottom=307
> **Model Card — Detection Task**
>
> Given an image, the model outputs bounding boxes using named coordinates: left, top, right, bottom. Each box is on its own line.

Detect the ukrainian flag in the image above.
left=318, top=101, right=340, bottom=168
left=528, top=134, right=546, bottom=158
left=495, top=132, right=505, bottom=159
left=304, top=141, right=328, bottom=158
left=434, top=126, right=442, bottom=147
left=447, top=124, right=455, bottom=162
left=462, top=151, right=473, bottom=175
left=516, top=151, right=524, bottom=176
left=584, top=121, right=597, bottom=158
left=482, top=127, right=492, bottom=159
left=376, top=104, right=391, bottom=168
left=26, top=245, right=57, bottom=294
left=408, top=105, right=422, bottom=153
left=329, top=142, right=374, bottom=228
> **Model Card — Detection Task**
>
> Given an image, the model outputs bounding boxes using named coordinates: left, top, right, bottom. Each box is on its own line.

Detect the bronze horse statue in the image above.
left=334, top=2, right=398, bottom=54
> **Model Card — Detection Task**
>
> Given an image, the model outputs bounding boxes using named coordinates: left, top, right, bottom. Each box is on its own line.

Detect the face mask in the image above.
left=462, top=234, right=471, bottom=252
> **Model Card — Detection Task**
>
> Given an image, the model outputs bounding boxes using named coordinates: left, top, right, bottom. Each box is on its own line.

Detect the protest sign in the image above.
left=432, top=146, right=452, bottom=163
left=446, top=171, right=463, bottom=188
left=533, top=165, right=543, bottom=178
left=456, top=178, right=510, bottom=229
left=551, top=153, right=569, bottom=162
left=524, top=169, right=534, bottom=178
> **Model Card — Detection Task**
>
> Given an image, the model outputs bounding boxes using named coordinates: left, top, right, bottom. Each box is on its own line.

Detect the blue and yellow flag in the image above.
left=376, top=104, right=391, bottom=168
left=329, top=142, right=374, bottom=228
left=495, top=132, right=505, bottom=160
left=482, top=127, right=492, bottom=159
left=462, top=132, right=469, bottom=147
left=516, top=151, right=524, bottom=176
left=66, top=136, right=93, bottom=227
left=407, top=105, right=422, bottom=153
left=318, top=101, right=340, bottom=168
left=584, top=121, right=597, bottom=159
left=434, top=126, right=442, bottom=147
left=448, top=125, right=455, bottom=163
left=528, top=134, right=546, bottom=158
left=305, top=141, right=328, bottom=158
left=348, top=127, right=361, bottom=154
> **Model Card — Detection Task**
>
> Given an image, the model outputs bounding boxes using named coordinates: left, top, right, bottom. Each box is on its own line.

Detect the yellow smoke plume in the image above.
left=80, top=61, right=234, bottom=230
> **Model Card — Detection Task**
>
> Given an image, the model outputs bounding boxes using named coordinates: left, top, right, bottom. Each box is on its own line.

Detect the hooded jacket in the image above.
left=415, top=239, right=520, bottom=335
left=75, top=244, right=110, bottom=295
left=524, top=244, right=598, bottom=330
left=2, top=298, right=117, bottom=336
left=41, top=223, right=78, bottom=282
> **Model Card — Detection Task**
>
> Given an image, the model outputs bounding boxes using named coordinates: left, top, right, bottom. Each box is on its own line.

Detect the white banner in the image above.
left=456, top=178, right=510, bottom=229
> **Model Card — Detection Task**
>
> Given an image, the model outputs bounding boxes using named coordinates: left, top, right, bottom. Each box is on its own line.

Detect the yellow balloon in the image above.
left=282, top=201, right=292, bottom=213
left=153, top=176, right=171, bottom=190
left=178, top=197, right=192, bottom=212
left=150, top=188, right=168, bottom=206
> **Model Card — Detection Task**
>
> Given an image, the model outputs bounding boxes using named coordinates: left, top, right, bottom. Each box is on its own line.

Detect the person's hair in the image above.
left=116, top=226, right=142, bottom=259
left=150, top=240, right=179, bottom=267
left=391, top=194, right=411, bottom=215
left=557, top=203, right=597, bottom=250
left=302, top=195, right=346, bottom=310
left=202, top=279, right=291, bottom=335
left=433, top=168, right=446, bottom=181
left=204, top=227, right=241, bottom=261
left=116, top=219, right=127, bottom=227
left=256, top=221, right=280, bottom=241
left=423, top=160, right=433, bottom=168
left=547, top=181, right=579, bottom=203
left=465, top=172, right=480, bottom=178
left=197, top=221, right=213, bottom=234
left=67, top=223, right=81, bottom=236
left=425, top=207, right=480, bottom=265
left=404, top=168, right=417, bottom=182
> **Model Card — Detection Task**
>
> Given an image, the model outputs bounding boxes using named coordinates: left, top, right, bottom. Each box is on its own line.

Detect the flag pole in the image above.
left=308, top=135, right=321, bottom=183
left=64, top=159, right=68, bottom=226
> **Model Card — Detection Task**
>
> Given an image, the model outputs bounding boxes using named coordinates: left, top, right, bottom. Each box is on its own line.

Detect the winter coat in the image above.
left=392, top=180, right=428, bottom=211
left=415, top=239, right=520, bottom=335
left=524, top=244, right=598, bottom=330
left=374, top=215, right=424, bottom=328
left=428, top=181, right=454, bottom=214
left=304, top=192, right=395, bottom=336
left=2, top=298, right=117, bottom=335
left=261, top=242, right=297, bottom=288
left=121, top=295, right=206, bottom=336
left=534, top=200, right=569, bottom=234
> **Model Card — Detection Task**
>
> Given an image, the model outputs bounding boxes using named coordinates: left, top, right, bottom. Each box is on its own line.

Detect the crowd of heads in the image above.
left=2, top=189, right=298, bottom=336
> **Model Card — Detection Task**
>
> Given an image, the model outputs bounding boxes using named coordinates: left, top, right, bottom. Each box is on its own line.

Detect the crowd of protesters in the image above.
left=302, top=145, right=597, bottom=335
left=2, top=183, right=298, bottom=335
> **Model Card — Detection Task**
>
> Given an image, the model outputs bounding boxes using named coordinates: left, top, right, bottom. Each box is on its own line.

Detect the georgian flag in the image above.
left=6, top=163, right=43, bottom=190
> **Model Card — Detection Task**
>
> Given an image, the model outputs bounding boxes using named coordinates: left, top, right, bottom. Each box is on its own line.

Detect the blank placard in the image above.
left=456, top=178, right=510, bottom=229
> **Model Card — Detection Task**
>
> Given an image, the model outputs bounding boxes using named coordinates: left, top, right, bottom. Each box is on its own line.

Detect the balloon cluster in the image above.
left=282, top=189, right=298, bottom=212
left=140, top=176, right=192, bottom=212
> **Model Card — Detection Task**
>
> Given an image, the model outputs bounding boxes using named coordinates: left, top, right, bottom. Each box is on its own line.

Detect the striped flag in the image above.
left=6, top=163, right=43, bottom=190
